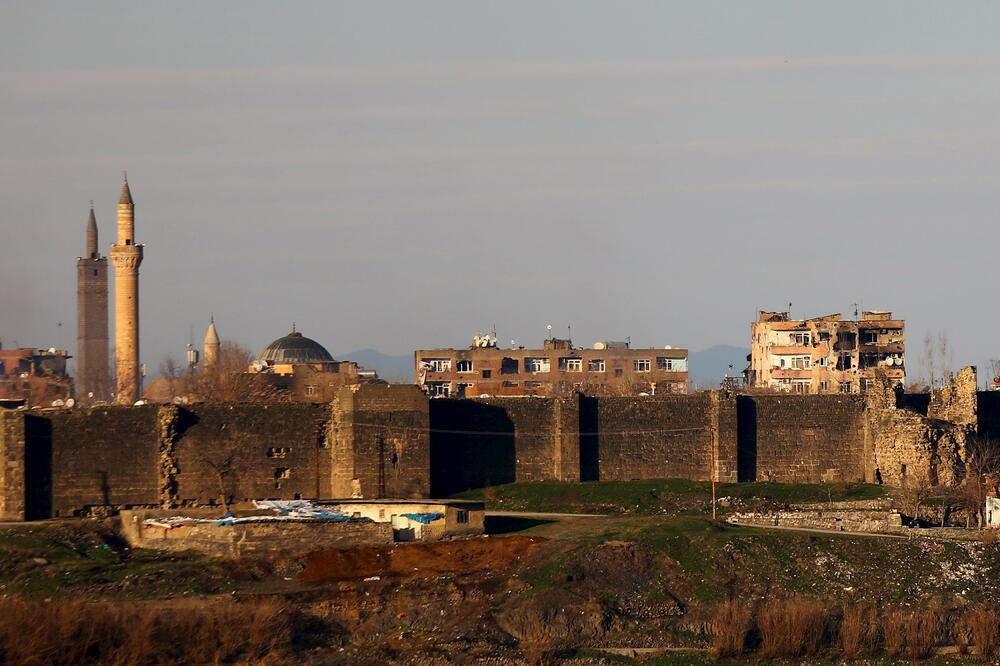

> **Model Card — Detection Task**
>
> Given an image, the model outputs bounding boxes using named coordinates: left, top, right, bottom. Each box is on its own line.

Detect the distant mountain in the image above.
left=688, top=345, right=750, bottom=388
left=337, top=349, right=413, bottom=381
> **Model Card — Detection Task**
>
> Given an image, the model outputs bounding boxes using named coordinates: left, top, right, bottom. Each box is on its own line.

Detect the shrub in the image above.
left=967, top=605, right=1000, bottom=658
left=756, top=598, right=826, bottom=659
left=711, top=600, right=752, bottom=658
left=0, top=596, right=292, bottom=665
left=840, top=604, right=874, bottom=659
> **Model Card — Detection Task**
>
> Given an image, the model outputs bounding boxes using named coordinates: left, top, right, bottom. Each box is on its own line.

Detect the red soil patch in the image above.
left=299, top=535, right=542, bottom=581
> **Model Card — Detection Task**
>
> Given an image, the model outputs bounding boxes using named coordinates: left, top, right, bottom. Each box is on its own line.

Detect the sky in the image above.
left=2, top=1, right=1000, bottom=382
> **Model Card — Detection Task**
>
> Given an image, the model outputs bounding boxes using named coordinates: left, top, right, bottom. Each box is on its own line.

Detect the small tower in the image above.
left=110, top=174, right=144, bottom=404
left=203, top=316, right=220, bottom=370
left=76, top=204, right=109, bottom=402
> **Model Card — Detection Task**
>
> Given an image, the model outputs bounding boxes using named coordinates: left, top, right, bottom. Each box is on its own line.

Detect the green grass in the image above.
left=0, top=523, right=242, bottom=598
left=453, top=479, right=886, bottom=515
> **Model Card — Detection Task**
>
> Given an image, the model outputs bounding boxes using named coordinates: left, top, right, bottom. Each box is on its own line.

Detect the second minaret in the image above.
left=109, top=175, right=143, bottom=404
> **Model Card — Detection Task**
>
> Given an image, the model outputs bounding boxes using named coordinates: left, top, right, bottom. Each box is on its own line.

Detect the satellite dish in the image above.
left=546, top=324, right=552, bottom=332
left=593, top=342, right=606, bottom=350
left=51, top=399, right=65, bottom=407
left=66, top=398, right=75, bottom=408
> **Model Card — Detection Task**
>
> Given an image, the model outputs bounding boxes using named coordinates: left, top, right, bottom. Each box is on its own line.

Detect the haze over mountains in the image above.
left=338, top=344, right=750, bottom=388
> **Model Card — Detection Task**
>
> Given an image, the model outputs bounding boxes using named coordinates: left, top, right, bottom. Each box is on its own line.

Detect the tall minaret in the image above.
left=203, top=316, right=220, bottom=370
left=76, top=204, right=109, bottom=402
left=109, top=174, right=144, bottom=404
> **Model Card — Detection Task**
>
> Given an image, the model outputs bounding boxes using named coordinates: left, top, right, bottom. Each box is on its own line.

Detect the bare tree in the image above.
left=959, top=437, right=1000, bottom=528
left=196, top=429, right=256, bottom=512
left=177, top=342, right=287, bottom=403
left=923, top=333, right=936, bottom=389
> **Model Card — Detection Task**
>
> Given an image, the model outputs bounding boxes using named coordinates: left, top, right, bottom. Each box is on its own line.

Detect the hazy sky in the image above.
left=3, top=1, right=1000, bottom=381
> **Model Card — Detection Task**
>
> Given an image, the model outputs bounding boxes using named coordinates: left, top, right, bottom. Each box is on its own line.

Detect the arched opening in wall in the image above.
left=24, top=415, right=52, bottom=520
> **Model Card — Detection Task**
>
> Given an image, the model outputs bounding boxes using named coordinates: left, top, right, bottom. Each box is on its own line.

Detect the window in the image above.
left=500, top=357, right=519, bottom=374
left=423, top=358, right=451, bottom=372
left=789, top=332, right=811, bottom=346
left=481, top=369, right=492, bottom=379
left=860, top=330, right=878, bottom=344
left=456, top=360, right=473, bottom=372
left=456, top=382, right=474, bottom=397
left=525, top=357, right=550, bottom=373
left=456, top=510, right=469, bottom=524
left=524, top=380, right=542, bottom=388
left=861, top=378, right=875, bottom=393
left=790, top=356, right=811, bottom=369
left=304, top=385, right=317, bottom=396
left=634, top=359, right=651, bottom=372
left=559, top=357, right=582, bottom=372
left=657, top=357, right=684, bottom=371
left=819, top=381, right=830, bottom=391
left=588, top=359, right=605, bottom=372
left=615, top=368, right=623, bottom=377
left=792, top=382, right=810, bottom=394
left=839, top=382, right=853, bottom=394
left=837, top=352, right=853, bottom=371
left=426, top=381, right=450, bottom=396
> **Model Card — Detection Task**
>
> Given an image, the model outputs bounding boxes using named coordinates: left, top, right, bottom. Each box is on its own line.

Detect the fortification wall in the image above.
left=741, top=395, right=866, bottom=483
left=330, top=385, right=429, bottom=499
left=171, top=403, right=330, bottom=506
left=0, top=411, right=25, bottom=521
left=429, top=396, right=577, bottom=497
left=40, top=406, right=161, bottom=518
left=592, top=394, right=717, bottom=481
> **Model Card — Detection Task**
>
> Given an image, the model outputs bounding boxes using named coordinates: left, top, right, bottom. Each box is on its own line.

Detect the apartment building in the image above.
left=748, top=311, right=905, bottom=394
left=415, top=336, right=689, bottom=397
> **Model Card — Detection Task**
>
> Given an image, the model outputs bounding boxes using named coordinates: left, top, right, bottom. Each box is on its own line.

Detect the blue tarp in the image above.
left=401, top=512, right=444, bottom=524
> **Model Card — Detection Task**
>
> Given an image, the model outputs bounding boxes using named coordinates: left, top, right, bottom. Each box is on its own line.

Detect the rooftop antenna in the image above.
left=546, top=324, right=552, bottom=340
left=57, top=321, right=62, bottom=349
left=567, top=324, right=572, bottom=343
left=292, top=321, right=297, bottom=334
left=788, top=301, right=793, bottom=319
left=852, top=302, right=859, bottom=319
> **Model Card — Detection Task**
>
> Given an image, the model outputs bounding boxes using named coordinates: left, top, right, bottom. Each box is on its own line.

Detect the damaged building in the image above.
left=415, top=334, right=689, bottom=397
left=749, top=311, right=905, bottom=394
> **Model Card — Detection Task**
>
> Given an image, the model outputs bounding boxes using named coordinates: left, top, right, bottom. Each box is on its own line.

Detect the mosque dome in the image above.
left=256, top=329, right=335, bottom=365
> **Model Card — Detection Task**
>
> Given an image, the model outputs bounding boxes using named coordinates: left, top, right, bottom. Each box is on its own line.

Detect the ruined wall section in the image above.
left=748, top=395, right=866, bottom=483
left=45, top=406, right=161, bottom=517
left=594, top=394, right=716, bottom=481
left=0, top=410, right=26, bottom=521
left=171, top=403, right=330, bottom=507
left=331, top=385, right=429, bottom=500
left=928, top=366, right=978, bottom=427
left=712, top=392, right=739, bottom=483
left=866, top=371, right=969, bottom=487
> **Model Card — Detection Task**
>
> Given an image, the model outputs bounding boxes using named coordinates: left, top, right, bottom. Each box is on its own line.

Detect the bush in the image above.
left=711, top=600, right=752, bottom=658
left=967, top=605, right=1000, bottom=658
left=840, top=604, right=875, bottom=659
left=0, top=596, right=292, bottom=665
left=882, top=607, right=942, bottom=660
left=756, top=598, right=826, bottom=659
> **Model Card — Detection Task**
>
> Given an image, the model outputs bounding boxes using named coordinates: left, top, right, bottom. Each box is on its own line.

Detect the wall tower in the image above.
left=76, top=204, right=109, bottom=402
left=109, top=175, right=143, bottom=404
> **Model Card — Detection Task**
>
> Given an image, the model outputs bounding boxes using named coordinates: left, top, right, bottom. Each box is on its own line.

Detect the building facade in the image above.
left=415, top=336, right=689, bottom=397
left=0, top=344, right=74, bottom=406
left=76, top=205, right=109, bottom=403
left=748, top=311, right=905, bottom=394
left=109, top=176, right=144, bottom=404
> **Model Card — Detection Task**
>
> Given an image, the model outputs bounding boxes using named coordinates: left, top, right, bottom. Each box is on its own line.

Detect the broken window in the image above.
left=423, top=358, right=452, bottom=372
left=656, top=357, right=679, bottom=371
left=588, top=359, right=605, bottom=372
left=500, top=357, right=518, bottom=374
left=837, top=352, right=853, bottom=371
left=860, top=330, right=878, bottom=345
left=525, top=357, right=550, bottom=373
left=559, top=357, right=583, bottom=372
left=789, top=332, right=811, bottom=346
left=615, top=368, right=623, bottom=378
left=634, top=359, right=651, bottom=372
left=426, top=381, right=451, bottom=396
left=835, top=332, right=857, bottom=351
left=481, top=369, right=492, bottom=379
left=456, top=360, right=473, bottom=372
